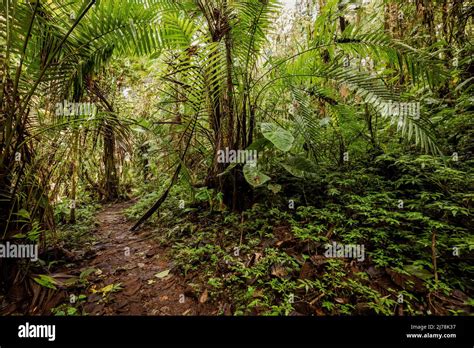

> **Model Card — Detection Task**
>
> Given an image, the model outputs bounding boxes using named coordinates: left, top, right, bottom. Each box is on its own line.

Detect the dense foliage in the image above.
left=0, top=0, right=472, bottom=316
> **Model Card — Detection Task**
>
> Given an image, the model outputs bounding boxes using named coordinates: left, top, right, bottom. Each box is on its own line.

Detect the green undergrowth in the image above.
left=53, top=195, right=102, bottom=248
left=128, top=152, right=473, bottom=315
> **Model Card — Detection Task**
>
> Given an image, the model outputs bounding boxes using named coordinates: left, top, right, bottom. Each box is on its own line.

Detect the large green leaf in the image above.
left=281, top=156, right=318, bottom=179
left=260, top=123, right=294, bottom=152
left=243, top=163, right=271, bottom=187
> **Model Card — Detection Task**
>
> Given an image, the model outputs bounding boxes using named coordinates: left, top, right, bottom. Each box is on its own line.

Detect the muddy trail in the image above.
left=62, top=201, right=216, bottom=315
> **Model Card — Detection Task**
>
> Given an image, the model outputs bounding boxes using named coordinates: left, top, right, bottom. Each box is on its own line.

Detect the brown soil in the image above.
left=68, top=201, right=216, bottom=315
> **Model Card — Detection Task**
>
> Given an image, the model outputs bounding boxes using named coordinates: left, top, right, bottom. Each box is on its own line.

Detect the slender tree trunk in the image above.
left=91, top=82, right=119, bottom=201
left=103, top=122, right=118, bottom=200
left=0, top=167, right=13, bottom=234
left=69, top=130, right=78, bottom=223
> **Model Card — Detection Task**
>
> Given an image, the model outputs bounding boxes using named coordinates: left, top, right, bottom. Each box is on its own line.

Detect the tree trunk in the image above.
left=69, top=130, right=78, bottom=223
left=91, top=82, right=119, bottom=201
left=103, top=122, right=119, bottom=201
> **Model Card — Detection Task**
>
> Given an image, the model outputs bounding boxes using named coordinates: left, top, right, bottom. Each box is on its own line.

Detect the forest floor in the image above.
left=5, top=196, right=469, bottom=316
left=61, top=201, right=216, bottom=315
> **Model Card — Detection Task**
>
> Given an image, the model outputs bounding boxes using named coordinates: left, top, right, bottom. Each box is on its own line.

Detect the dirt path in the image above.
left=72, top=201, right=215, bottom=315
